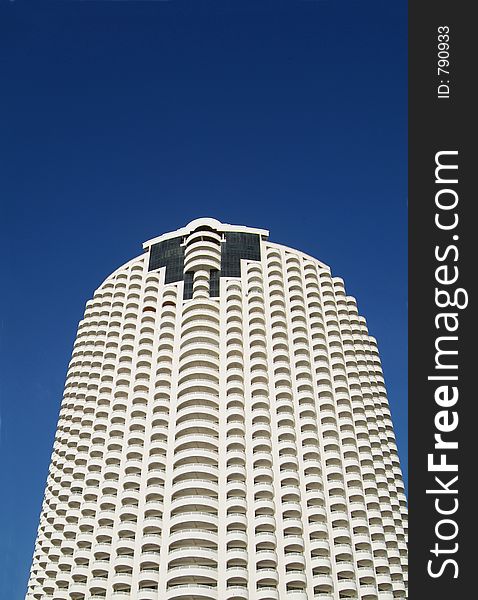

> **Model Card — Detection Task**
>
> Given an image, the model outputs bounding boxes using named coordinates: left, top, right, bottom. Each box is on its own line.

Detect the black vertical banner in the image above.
left=409, top=2, right=475, bottom=598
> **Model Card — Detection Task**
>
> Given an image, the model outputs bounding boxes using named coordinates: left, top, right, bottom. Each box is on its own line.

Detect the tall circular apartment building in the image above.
left=26, top=219, right=408, bottom=600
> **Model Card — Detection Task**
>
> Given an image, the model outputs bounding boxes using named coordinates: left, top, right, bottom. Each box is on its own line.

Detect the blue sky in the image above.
left=0, top=1, right=407, bottom=596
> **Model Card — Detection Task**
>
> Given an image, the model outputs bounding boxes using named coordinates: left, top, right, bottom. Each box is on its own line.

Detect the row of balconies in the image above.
left=35, top=519, right=403, bottom=553
left=33, top=539, right=404, bottom=572
left=47, top=453, right=399, bottom=499
left=30, top=565, right=404, bottom=598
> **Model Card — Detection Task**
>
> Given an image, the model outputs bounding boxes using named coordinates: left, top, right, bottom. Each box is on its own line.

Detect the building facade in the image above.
left=26, top=218, right=408, bottom=600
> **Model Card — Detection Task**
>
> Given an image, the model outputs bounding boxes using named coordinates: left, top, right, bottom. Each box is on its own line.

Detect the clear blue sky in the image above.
left=0, top=1, right=407, bottom=597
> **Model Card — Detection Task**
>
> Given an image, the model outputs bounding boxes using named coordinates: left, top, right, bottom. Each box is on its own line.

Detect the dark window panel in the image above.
left=183, top=271, right=194, bottom=300
left=221, top=232, right=261, bottom=277
left=209, top=269, right=220, bottom=297
left=148, top=236, right=185, bottom=283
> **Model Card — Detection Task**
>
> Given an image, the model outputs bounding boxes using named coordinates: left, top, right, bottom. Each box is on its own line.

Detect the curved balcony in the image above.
left=166, top=584, right=217, bottom=600
left=169, top=527, right=218, bottom=545
left=69, top=581, right=88, bottom=595
left=171, top=494, right=218, bottom=513
left=181, top=319, right=220, bottom=338
left=168, top=545, right=218, bottom=562
left=171, top=477, right=219, bottom=496
left=176, top=403, right=219, bottom=422
left=181, top=302, right=220, bottom=322
left=107, top=591, right=131, bottom=600
left=255, top=588, right=279, bottom=600
left=179, top=343, right=220, bottom=363
left=225, top=585, right=248, bottom=599
left=174, top=424, right=220, bottom=443
left=226, top=529, right=248, bottom=545
left=174, top=434, right=219, bottom=453
left=336, top=577, right=357, bottom=594
left=254, top=547, right=277, bottom=564
left=140, top=550, right=161, bottom=565
left=184, top=248, right=221, bottom=274
left=137, top=590, right=159, bottom=600
left=284, top=590, right=307, bottom=600
left=180, top=330, right=220, bottom=350
left=173, top=462, right=218, bottom=480
left=170, top=510, right=218, bottom=529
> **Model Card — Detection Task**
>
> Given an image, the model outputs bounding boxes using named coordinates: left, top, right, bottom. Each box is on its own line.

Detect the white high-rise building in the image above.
left=26, top=218, right=408, bottom=600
